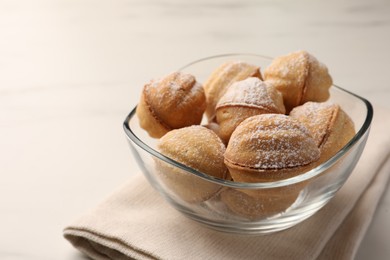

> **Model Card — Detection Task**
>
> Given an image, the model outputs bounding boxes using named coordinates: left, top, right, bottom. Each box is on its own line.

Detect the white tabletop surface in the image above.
left=1, top=0, right=389, bottom=259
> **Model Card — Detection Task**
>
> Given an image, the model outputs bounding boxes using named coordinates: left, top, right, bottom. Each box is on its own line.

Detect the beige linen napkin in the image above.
left=64, top=106, right=390, bottom=260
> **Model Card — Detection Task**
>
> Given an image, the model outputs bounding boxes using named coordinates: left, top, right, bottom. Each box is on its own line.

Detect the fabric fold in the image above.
left=317, top=154, right=390, bottom=259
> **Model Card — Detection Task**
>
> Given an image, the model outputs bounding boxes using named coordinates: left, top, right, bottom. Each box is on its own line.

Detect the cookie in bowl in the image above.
left=290, top=102, right=356, bottom=164
left=156, top=125, right=228, bottom=203
left=264, top=50, right=333, bottom=112
left=124, top=54, right=372, bottom=234
left=225, top=114, right=321, bottom=183
left=223, top=114, right=321, bottom=213
left=136, top=72, right=206, bottom=138
left=204, top=61, right=262, bottom=121
left=215, top=77, right=285, bottom=144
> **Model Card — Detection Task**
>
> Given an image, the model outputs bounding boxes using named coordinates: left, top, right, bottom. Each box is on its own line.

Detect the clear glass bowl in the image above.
left=123, top=54, right=373, bottom=234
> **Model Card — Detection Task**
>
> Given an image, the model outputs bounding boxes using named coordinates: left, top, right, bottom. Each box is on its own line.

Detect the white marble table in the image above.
left=1, top=0, right=389, bottom=259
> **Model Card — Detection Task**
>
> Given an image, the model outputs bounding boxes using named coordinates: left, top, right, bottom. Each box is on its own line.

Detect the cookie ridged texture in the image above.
left=304, top=54, right=333, bottom=104
left=216, top=106, right=270, bottom=145
left=216, top=77, right=285, bottom=114
left=204, top=61, right=262, bottom=120
left=290, top=102, right=355, bottom=163
left=290, top=102, right=339, bottom=147
left=225, top=114, right=320, bottom=170
left=136, top=92, right=170, bottom=138
left=264, top=51, right=308, bottom=112
left=144, top=71, right=206, bottom=129
left=215, top=77, right=286, bottom=144
left=264, top=51, right=332, bottom=112
left=157, top=125, right=227, bottom=179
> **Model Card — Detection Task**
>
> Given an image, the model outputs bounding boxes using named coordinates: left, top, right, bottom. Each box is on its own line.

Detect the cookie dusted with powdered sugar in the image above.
left=290, top=102, right=355, bottom=164
left=216, top=77, right=285, bottom=144
left=264, top=51, right=332, bottom=113
left=224, top=114, right=320, bottom=183
left=156, top=125, right=228, bottom=203
left=204, top=61, right=262, bottom=121
left=136, top=72, right=206, bottom=138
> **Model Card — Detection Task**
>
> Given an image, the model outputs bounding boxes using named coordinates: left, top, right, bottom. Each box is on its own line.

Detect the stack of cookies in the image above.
left=134, top=51, right=356, bottom=218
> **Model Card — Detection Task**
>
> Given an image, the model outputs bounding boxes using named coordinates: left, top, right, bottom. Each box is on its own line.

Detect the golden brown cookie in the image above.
left=215, top=77, right=285, bottom=143
left=136, top=72, right=206, bottom=138
left=224, top=114, right=320, bottom=183
left=264, top=51, right=332, bottom=112
left=223, top=114, right=320, bottom=211
left=203, top=61, right=262, bottom=121
left=290, top=102, right=356, bottom=164
left=156, top=125, right=228, bottom=203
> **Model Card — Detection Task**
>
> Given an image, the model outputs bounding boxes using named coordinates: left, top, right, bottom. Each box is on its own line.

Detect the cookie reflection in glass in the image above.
left=156, top=126, right=228, bottom=203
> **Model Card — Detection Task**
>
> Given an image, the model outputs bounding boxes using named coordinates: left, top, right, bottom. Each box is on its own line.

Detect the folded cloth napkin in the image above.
left=64, top=106, right=390, bottom=260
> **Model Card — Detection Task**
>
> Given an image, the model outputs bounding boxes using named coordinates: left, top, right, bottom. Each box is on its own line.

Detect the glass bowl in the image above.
left=123, top=54, right=373, bottom=234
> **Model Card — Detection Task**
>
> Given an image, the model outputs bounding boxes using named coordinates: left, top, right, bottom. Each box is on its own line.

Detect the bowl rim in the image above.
left=123, top=54, right=374, bottom=189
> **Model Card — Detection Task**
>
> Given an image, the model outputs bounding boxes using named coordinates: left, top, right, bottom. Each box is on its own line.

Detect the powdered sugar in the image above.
left=144, top=71, right=204, bottom=108
left=290, top=101, right=337, bottom=147
left=216, top=77, right=284, bottom=114
left=219, top=61, right=253, bottom=77
left=226, top=114, right=320, bottom=169
left=158, top=125, right=226, bottom=174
